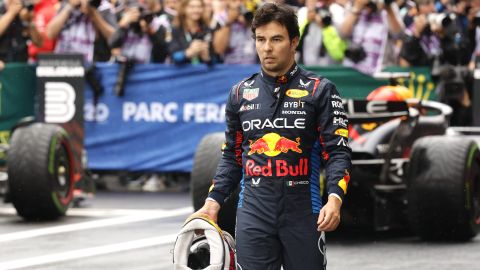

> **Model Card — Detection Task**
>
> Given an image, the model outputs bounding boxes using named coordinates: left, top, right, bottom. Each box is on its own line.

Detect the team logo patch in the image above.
left=286, top=89, right=308, bottom=98
left=335, top=128, right=349, bottom=138
left=299, top=79, right=311, bottom=88
left=338, top=177, right=348, bottom=193
left=243, top=88, right=259, bottom=101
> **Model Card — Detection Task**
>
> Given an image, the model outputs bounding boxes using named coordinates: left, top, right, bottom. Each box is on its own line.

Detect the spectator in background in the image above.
left=157, top=0, right=178, bottom=44
left=0, top=0, right=43, bottom=64
left=297, top=0, right=347, bottom=66
left=340, top=0, right=404, bottom=75
left=399, top=0, right=439, bottom=67
left=46, top=0, right=117, bottom=63
left=109, top=0, right=168, bottom=63
left=168, top=0, right=216, bottom=65
left=469, top=0, right=480, bottom=69
left=28, top=0, right=58, bottom=62
left=212, top=0, right=257, bottom=64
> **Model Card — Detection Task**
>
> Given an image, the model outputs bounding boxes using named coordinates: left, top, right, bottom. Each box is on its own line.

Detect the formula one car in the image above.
left=0, top=118, right=79, bottom=220
left=0, top=55, right=92, bottom=220
left=191, top=94, right=480, bottom=241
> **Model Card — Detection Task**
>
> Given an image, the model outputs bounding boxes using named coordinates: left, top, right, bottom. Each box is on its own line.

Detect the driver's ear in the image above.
left=291, top=36, right=299, bottom=51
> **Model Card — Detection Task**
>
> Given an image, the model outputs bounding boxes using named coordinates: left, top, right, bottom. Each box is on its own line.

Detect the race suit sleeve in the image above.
left=207, top=85, right=243, bottom=206
left=316, top=80, right=352, bottom=202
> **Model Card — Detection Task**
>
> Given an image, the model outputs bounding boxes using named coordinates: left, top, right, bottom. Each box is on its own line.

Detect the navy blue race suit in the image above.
left=208, top=64, right=352, bottom=270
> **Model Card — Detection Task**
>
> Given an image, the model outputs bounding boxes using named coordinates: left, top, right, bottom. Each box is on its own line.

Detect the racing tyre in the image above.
left=191, top=132, right=239, bottom=236
left=8, top=123, right=75, bottom=220
left=407, top=136, right=480, bottom=241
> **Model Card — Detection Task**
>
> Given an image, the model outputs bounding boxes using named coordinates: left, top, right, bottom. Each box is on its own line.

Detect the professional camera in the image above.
left=22, top=0, right=34, bottom=11
left=345, top=43, right=366, bottom=63
left=316, top=7, right=332, bottom=27
left=123, top=2, right=154, bottom=34
left=427, top=12, right=456, bottom=30
left=89, top=0, right=101, bottom=8
left=239, top=5, right=254, bottom=23
left=367, top=0, right=395, bottom=10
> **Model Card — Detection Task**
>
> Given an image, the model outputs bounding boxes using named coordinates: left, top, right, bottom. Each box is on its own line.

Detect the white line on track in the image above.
left=0, top=207, right=185, bottom=217
left=0, top=234, right=177, bottom=270
left=0, top=207, right=192, bottom=243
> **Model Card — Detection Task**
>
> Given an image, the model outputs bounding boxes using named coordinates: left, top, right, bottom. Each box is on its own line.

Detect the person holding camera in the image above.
left=46, top=0, right=117, bottom=63
left=398, top=0, right=440, bottom=66
left=168, top=0, right=216, bottom=65
left=212, top=0, right=257, bottom=64
left=298, top=0, right=347, bottom=66
left=340, top=0, right=404, bottom=75
left=109, top=0, right=168, bottom=64
left=0, top=0, right=43, bottom=64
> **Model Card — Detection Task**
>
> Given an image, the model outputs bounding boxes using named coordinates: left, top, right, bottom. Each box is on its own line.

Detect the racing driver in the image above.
left=194, top=3, right=352, bottom=269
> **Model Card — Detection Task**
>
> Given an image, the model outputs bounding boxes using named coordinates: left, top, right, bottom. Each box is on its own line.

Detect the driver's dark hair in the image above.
left=251, top=3, right=300, bottom=41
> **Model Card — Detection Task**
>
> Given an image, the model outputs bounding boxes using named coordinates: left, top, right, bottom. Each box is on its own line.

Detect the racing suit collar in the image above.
left=260, top=63, right=300, bottom=85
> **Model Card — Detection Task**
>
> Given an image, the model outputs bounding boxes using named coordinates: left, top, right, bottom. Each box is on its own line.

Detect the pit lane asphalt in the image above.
left=1, top=190, right=480, bottom=270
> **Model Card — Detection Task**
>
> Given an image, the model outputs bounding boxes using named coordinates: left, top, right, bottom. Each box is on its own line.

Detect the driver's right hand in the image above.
left=192, top=199, right=221, bottom=224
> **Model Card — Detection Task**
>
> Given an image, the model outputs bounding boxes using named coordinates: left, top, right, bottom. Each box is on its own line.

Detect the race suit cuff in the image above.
left=328, top=193, right=342, bottom=203
left=205, top=197, right=218, bottom=203
left=328, top=186, right=345, bottom=202
left=207, top=191, right=226, bottom=206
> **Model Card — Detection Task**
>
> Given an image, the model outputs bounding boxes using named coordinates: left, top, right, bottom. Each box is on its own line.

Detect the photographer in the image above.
left=298, top=0, right=347, bottom=66
left=399, top=0, right=440, bottom=66
left=109, top=0, right=168, bottom=63
left=340, top=0, right=404, bottom=75
left=401, top=0, right=473, bottom=126
left=46, top=0, right=117, bottom=63
left=212, top=0, right=257, bottom=64
left=0, top=0, right=43, bottom=63
left=168, top=0, right=216, bottom=65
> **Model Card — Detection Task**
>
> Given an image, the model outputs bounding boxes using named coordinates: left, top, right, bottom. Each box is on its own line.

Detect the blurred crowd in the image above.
left=1, top=0, right=480, bottom=73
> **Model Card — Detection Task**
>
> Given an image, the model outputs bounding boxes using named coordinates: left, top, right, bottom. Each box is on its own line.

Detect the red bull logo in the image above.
left=245, top=158, right=309, bottom=177
left=248, top=133, right=302, bottom=156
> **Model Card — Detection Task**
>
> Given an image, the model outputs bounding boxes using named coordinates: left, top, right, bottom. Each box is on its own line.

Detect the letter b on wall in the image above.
left=45, top=82, right=76, bottom=123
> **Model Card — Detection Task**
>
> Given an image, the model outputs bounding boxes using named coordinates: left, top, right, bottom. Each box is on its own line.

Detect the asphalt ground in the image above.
left=1, top=190, right=480, bottom=270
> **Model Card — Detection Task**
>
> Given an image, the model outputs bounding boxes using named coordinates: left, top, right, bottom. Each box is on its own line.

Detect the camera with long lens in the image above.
left=22, top=0, right=34, bottom=11
left=427, top=12, right=456, bottom=30
left=126, top=4, right=154, bottom=34
left=89, top=0, right=101, bottom=8
left=345, top=43, right=366, bottom=63
left=239, top=5, right=254, bottom=23
left=315, top=7, right=332, bottom=27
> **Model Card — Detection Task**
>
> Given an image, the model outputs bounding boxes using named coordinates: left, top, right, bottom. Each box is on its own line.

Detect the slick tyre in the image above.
left=8, top=123, right=75, bottom=220
left=191, top=132, right=238, bottom=236
left=407, top=136, right=480, bottom=241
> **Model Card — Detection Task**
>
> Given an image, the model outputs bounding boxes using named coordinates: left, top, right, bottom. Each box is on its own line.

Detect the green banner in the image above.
left=0, top=63, right=36, bottom=136
left=305, top=65, right=436, bottom=100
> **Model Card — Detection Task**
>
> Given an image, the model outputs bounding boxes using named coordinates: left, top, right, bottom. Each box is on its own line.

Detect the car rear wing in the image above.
left=345, top=100, right=409, bottom=124
left=344, top=99, right=453, bottom=124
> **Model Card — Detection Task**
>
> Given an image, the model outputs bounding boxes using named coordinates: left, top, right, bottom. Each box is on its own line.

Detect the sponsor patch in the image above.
left=243, top=80, right=255, bottom=87
left=286, top=89, right=309, bottom=98
left=242, top=118, right=305, bottom=131
left=338, top=177, right=349, bottom=193
left=282, top=110, right=307, bottom=115
left=243, top=88, right=259, bottom=101
left=299, top=79, right=311, bottom=88
left=286, top=180, right=309, bottom=187
left=337, top=137, right=349, bottom=147
left=333, top=117, right=348, bottom=128
left=248, top=133, right=302, bottom=156
left=335, top=128, right=349, bottom=138
left=251, top=177, right=261, bottom=187
left=239, top=103, right=261, bottom=112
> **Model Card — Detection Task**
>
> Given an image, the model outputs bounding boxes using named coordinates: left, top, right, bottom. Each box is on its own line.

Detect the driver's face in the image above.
left=254, top=21, right=298, bottom=76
